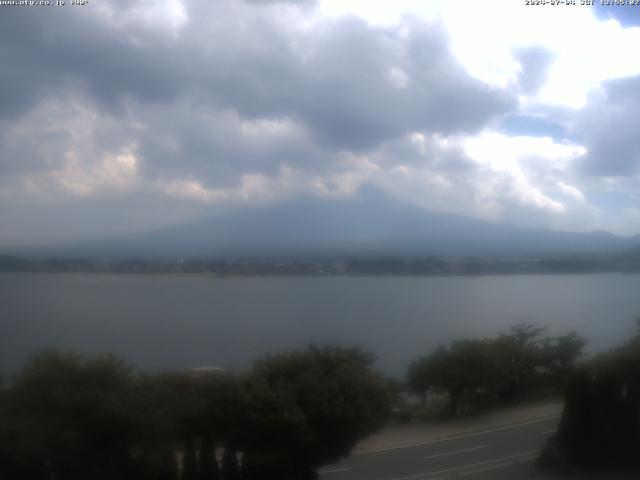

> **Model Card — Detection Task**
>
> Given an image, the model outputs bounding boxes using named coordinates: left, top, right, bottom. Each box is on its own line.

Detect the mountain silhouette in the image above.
left=23, top=188, right=638, bottom=259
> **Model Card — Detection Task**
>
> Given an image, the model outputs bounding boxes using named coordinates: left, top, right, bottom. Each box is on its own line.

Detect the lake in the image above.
left=1, top=273, right=639, bottom=377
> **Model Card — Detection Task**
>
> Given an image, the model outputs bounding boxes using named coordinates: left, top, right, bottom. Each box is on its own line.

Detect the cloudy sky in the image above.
left=2, top=0, right=640, bottom=248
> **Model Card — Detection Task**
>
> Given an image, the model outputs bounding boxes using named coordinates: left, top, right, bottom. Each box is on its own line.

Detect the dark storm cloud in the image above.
left=0, top=92, right=139, bottom=178
left=0, top=0, right=513, bottom=150
left=578, top=75, right=640, bottom=177
left=131, top=103, right=327, bottom=188
left=0, top=5, right=187, bottom=119
left=291, top=19, right=515, bottom=150
left=127, top=10, right=514, bottom=186
left=0, top=0, right=524, bottom=246
left=374, top=132, right=474, bottom=173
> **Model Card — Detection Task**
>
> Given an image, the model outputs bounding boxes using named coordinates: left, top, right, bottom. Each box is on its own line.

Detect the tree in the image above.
left=540, top=324, right=640, bottom=473
left=492, top=323, right=547, bottom=402
left=129, top=374, right=180, bottom=480
left=183, top=436, right=198, bottom=480
left=1, top=344, right=390, bottom=480
left=408, top=340, right=497, bottom=417
left=193, top=370, right=246, bottom=458
left=221, top=447, right=240, bottom=480
left=540, top=331, right=587, bottom=392
left=0, top=376, right=15, bottom=479
left=131, top=368, right=247, bottom=480
left=407, top=324, right=587, bottom=418
left=241, top=345, right=391, bottom=480
left=5, top=350, right=135, bottom=480
left=198, top=433, right=220, bottom=480
left=407, top=354, right=434, bottom=405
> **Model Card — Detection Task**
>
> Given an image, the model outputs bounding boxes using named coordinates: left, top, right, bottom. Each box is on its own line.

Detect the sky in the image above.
left=2, top=0, right=640, bottom=248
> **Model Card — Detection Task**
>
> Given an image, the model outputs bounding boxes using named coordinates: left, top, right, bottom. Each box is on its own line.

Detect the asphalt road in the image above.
left=318, top=414, right=560, bottom=480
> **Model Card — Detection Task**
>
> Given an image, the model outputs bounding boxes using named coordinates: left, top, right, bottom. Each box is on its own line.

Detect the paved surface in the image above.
left=318, top=403, right=563, bottom=480
left=354, top=402, right=562, bottom=455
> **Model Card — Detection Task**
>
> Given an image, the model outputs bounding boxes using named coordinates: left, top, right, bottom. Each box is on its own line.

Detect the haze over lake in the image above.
left=2, top=273, right=639, bottom=377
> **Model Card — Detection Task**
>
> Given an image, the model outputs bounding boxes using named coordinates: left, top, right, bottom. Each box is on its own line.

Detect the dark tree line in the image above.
left=0, top=346, right=391, bottom=480
left=540, top=321, right=640, bottom=474
left=406, top=324, right=587, bottom=417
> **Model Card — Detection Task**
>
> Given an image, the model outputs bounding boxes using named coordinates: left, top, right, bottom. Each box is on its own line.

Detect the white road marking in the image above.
left=428, top=415, right=560, bottom=443
left=423, top=445, right=488, bottom=460
left=318, top=467, right=352, bottom=475
left=542, top=429, right=557, bottom=435
left=389, top=450, right=539, bottom=480
left=355, top=414, right=560, bottom=455
left=458, top=454, right=537, bottom=477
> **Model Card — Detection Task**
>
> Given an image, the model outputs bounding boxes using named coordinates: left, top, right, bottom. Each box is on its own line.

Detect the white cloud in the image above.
left=53, top=149, right=139, bottom=196
left=363, top=131, right=597, bottom=226
left=318, top=0, right=441, bottom=27
left=96, top=0, right=189, bottom=36
left=462, top=132, right=589, bottom=216
left=159, top=160, right=376, bottom=206
left=319, top=0, right=640, bottom=109
left=239, top=117, right=302, bottom=138
left=463, top=132, right=586, bottom=173
left=387, top=67, right=409, bottom=89
left=557, top=181, right=585, bottom=202
left=4, top=0, right=640, bottom=245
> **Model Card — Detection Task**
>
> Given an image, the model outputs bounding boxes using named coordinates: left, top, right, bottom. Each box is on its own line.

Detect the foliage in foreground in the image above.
left=406, top=324, right=586, bottom=417
left=0, top=346, right=391, bottom=480
left=540, top=322, right=640, bottom=473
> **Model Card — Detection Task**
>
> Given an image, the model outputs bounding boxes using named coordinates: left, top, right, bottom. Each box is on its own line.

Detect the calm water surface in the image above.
left=1, top=273, right=639, bottom=376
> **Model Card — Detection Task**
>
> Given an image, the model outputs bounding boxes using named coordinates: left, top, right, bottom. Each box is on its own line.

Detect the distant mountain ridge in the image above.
left=11, top=188, right=640, bottom=259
